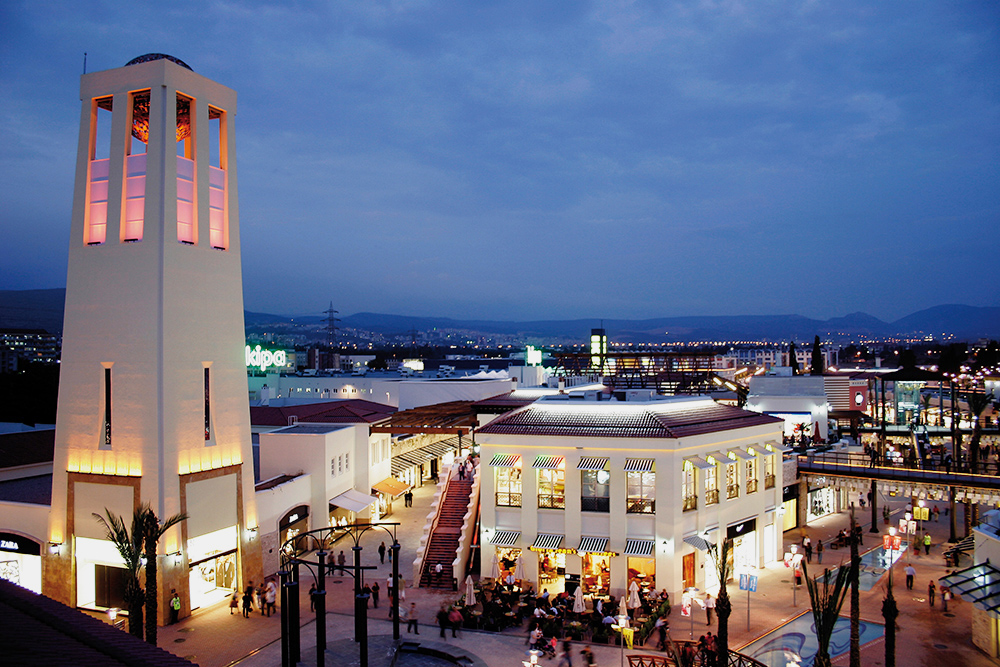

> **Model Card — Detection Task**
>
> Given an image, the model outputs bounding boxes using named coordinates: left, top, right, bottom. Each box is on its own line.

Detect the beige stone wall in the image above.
left=971, top=605, right=998, bottom=658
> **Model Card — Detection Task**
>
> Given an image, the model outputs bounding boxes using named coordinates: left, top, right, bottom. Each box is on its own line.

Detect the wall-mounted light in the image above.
left=107, top=607, right=119, bottom=623
left=247, top=526, right=259, bottom=541
left=171, top=551, right=182, bottom=565
left=49, top=542, right=62, bottom=555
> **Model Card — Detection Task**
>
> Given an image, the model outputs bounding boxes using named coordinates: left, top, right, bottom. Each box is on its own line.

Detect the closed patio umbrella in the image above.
left=627, top=579, right=642, bottom=610
left=465, top=575, right=477, bottom=606
left=573, top=585, right=586, bottom=614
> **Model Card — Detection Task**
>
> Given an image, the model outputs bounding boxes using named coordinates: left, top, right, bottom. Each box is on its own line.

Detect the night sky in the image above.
left=2, top=1, right=997, bottom=322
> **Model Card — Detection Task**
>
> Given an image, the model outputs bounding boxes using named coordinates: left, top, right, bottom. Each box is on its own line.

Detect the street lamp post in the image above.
left=611, top=614, right=629, bottom=667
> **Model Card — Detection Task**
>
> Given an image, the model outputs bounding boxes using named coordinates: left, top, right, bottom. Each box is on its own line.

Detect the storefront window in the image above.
left=538, top=469, right=566, bottom=509
left=582, top=553, right=611, bottom=595
left=496, top=467, right=522, bottom=507
left=746, top=458, right=758, bottom=494
left=764, top=454, right=776, bottom=489
left=581, top=469, right=610, bottom=512
left=725, top=462, right=739, bottom=499
left=626, top=471, right=655, bottom=513
left=682, top=461, right=697, bottom=511
left=538, top=551, right=565, bottom=592
left=279, top=505, right=310, bottom=554
left=496, top=547, right=522, bottom=581
left=807, top=487, right=836, bottom=521
left=627, top=556, right=655, bottom=596
left=705, top=464, right=719, bottom=505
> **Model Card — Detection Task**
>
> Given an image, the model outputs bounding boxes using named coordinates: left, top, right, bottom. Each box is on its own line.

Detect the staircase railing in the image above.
left=450, top=462, right=481, bottom=591
left=412, top=466, right=450, bottom=586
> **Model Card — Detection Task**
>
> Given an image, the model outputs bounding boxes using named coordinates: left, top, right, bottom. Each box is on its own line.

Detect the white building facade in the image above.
left=477, top=395, right=785, bottom=601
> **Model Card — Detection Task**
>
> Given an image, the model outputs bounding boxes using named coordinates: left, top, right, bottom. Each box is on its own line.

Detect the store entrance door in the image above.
left=189, top=550, right=237, bottom=610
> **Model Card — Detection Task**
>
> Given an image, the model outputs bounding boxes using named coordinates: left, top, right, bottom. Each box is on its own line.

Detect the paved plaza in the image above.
left=147, top=480, right=998, bottom=667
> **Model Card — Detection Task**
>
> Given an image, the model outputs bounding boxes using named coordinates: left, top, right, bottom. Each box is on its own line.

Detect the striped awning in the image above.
left=683, top=455, right=715, bottom=471
left=532, top=534, right=564, bottom=550
left=728, top=448, right=755, bottom=461
left=490, top=454, right=521, bottom=467
left=624, top=458, right=654, bottom=472
left=391, top=453, right=425, bottom=475
left=490, top=530, right=521, bottom=547
left=533, top=456, right=565, bottom=469
left=577, top=457, right=610, bottom=470
left=578, top=537, right=609, bottom=554
left=624, top=539, right=655, bottom=557
left=683, top=535, right=714, bottom=551
left=422, top=439, right=457, bottom=457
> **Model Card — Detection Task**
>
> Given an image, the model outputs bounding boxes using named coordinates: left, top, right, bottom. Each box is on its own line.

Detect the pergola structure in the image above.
left=370, top=400, right=478, bottom=436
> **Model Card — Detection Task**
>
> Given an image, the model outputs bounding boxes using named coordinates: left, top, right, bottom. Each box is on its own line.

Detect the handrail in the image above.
left=625, top=642, right=767, bottom=667
left=797, top=452, right=1000, bottom=491
left=412, top=469, right=449, bottom=585
left=451, top=461, right=481, bottom=590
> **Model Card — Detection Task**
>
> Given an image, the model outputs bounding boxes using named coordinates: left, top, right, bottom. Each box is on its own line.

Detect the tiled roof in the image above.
left=0, top=578, right=196, bottom=666
left=0, top=429, right=55, bottom=469
left=250, top=400, right=396, bottom=426
left=478, top=398, right=781, bottom=439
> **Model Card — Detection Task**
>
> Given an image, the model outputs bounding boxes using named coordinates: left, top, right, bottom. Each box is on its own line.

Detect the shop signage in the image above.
left=727, top=518, right=757, bottom=540
left=528, top=546, right=577, bottom=555
left=739, top=574, right=758, bottom=592
left=245, top=345, right=287, bottom=372
left=279, top=505, right=309, bottom=530
left=0, top=532, right=41, bottom=555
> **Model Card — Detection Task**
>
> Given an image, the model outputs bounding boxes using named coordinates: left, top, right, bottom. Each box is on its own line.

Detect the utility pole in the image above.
left=324, top=302, right=339, bottom=348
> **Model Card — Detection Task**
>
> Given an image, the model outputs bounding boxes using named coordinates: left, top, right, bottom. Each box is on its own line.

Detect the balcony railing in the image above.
left=627, top=498, right=655, bottom=514
left=538, top=495, right=566, bottom=509
left=727, top=484, right=740, bottom=500
left=581, top=496, right=610, bottom=512
left=496, top=492, right=521, bottom=507
left=706, top=489, right=720, bottom=505
left=765, top=473, right=775, bottom=489
left=682, top=495, right=697, bottom=512
left=747, top=478, right=758, bottom=494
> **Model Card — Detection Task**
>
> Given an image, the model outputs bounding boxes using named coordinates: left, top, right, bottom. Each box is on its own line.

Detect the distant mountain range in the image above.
left=3, top=289, right=998, bottom=343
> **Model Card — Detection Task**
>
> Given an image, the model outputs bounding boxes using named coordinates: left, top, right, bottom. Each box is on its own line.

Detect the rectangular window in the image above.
left=537, top=468, right=565, bottom=509
left=746, top=457, right=758, bottom=494
left=331, top=458, right=336, bottom=476
left=87, top=97, right=113, bottom=246
left=705, top=464, right=719, bottom=505
left=345, top=452, right=349, bottom=471
left=338, top=455, right=343, bottom=475
left=726, top=461, right=740, bottom=499
left=495, top=467, right=522, bottom=507
left=764, top=454, right=776, bottom=489
left=682, top=462, right=697, bottom=511
left=581, top=469, right=610, bottom=512
left=208, top=106, right=228, bottom=250
left=100, top=367, right=112, bottom=450
left=626, top=471, right=655, bottom=513
left=204, top=368, right=211, bottom=441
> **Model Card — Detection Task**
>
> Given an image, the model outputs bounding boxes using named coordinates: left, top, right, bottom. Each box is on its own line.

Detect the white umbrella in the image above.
left=490, top=552, right=500, bottom=580
left=573, top=585, right=586, bottom=614
left=514, top=555, right=525, bottom=580
left=465, top=575, right=477, bottom=606
left=627, top=579, right=641, bottom=610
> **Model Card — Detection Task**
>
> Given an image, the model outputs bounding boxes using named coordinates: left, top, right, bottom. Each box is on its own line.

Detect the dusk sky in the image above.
left=2, top=1, right=997, bottom=322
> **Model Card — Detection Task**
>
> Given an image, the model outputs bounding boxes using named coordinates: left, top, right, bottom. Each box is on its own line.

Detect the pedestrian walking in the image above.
left=309, top=583, right=317, bottom=612
left=265, top=579, right=277, bottom=617
left=378, top=541, right=386, bottom=564
left=362, top=583, right=372, bottom=607
left=230, top=590, right=239, bottom=615
left=705, top=594, right=715, bottom=625
left=405, top=490, right=413, bottom=507
left=923, top=531, right=932, bottom=555
left=242, top=589, right=253, bottom=617
left=434, top=561, right=443, bottom=586
left=257, top=584, right=265, bottom=615
left=928, top=580, right=936, bottom=607
left=338, top=550, right=347, bottom=569
left=407, top=602, right=419, bottom=634
left=905, top=564, right=916, bottom=590
left=580, top=645, right=595, bottom=667
left=816, top=540, right=824, bottom=564
left=933, top=505, right=940, bottom=522
left=459, top=463, right=466, bottom=480
left=245, top=582, right=256, bottom=612
left=387, top=575, right=395, bottom=603
left=169, top=590, right=181, bottom=625
left=372, top=581, right=380, bottom=608
left=437, top=605, right=450, bottom=639
left=655, top=615, right=668, bottom=651
left=942, top=586, right=951, bottom=612
left=448, top=606, right=463, bottom=637
left=398, top=575, right=407, bottom=600
left=557, top=639, right=573, bottom=667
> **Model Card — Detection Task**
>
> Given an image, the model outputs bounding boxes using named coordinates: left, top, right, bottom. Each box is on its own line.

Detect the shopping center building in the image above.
left=477, top=393, right=786, bottom=599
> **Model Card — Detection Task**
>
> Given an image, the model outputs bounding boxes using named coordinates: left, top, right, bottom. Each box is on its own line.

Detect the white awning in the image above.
left=683, top=455, right=715, bottom=471
left=577, top=457, right=610, bottom=470
left=330, top=489, right=377, bottom=513
left=490, top=530, right=521, bottom=546
left=577, top=537, right=609, bottom=554
left=624, top=458, right=654, bottom=472
left=623, top=539, right=655, bottom=557
left=728, top=448, right=755, bottom=461
left=765, top=441, right=793, bottom=454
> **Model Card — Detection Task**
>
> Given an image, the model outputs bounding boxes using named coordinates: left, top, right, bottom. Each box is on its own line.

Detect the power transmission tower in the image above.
left=324, top=302, right=340, bottom=348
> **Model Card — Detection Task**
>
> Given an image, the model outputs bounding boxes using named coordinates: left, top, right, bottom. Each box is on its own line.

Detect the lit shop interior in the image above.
left=0, top=533, right=42, bottom=594
left=187, top=525, right=238, bottom=609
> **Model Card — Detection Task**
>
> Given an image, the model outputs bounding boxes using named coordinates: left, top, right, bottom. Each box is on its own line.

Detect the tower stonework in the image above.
left=45, top=55, right=262, bottom=622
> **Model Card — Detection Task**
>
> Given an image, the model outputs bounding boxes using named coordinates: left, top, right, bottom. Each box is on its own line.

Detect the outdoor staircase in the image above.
left=419, top=472, right=473, bottom=589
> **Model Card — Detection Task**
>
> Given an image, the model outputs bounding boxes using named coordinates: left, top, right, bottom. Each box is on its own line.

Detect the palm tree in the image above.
left=93, top=508, right=146, bottom=639
left=881, top=562, right=898, bottom=667
left=802, top=560, right=854, bottom=667
left=142, top=506, right=187, bottom=646
left=707, top=538, right=734, bottom=667
left=966, top=392, right=992, bottom=474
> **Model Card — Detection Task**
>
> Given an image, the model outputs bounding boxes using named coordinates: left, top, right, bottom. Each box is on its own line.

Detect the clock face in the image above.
left=854, top=392, right=864, bottom=406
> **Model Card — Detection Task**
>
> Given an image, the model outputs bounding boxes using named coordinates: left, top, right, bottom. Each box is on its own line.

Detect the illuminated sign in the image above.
left=526, top=346, right=542, bottom=366
left=246, top=345, right=287, bottom=372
